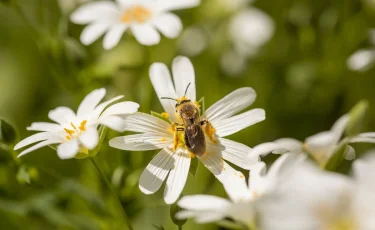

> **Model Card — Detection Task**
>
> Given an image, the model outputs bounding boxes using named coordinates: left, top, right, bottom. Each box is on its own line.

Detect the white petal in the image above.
left=350, top=136, right=375, bottom=144
left=131, top=24, right=160, bottom=46
left=152, top=13, right=182, bottom=39
left=172, top=56, right=196, bottom=101
left=157, top=0, right=201, bottom=12
left=139, top=148, right=175, bottom=194
left=109, top=133, right=172, bottom=151
left=164, top=148, right=191, bottom=204
left=304, top=131, right=336, bottom=156
left=79, top=128, right=99, bottom=150
left=251, top=138, right=303, bottom=156
left=77, top=88, right=106, bottom=117
left=27, top=122, right=61, bottom=132
left=101, top=101, right=139, bottom=117
left=358, top=132, right=375, bottom=138
left=92, top=95, right=124, bottom=118
left=99, top=116, right=125, bottom=132
left=15, top=132, right=55, bottom=150
left=213, top=109, right=265, bottom=137
left=347, top=49, right=375, bottom=72
left=204, top=87, right=257, bottom=123
left=70, top=1, right=120, bottom=24
left=178, top=195, right=231, bottom=211
left=17, top=139, right=61, bottom=158
left=57, top=139, right=79, bottom=159
left=80, top=22, right=112, bottom=45
left=219, top=138, right=259, bottom=169
left=330, top=114, right=349, bottom=143
left=48, top=107, right=76, bottom=124
left=344, top=145, right=356, bottom=160
left=122, top=112, right=171, bottom=134
left=103, top=24, right=128, bottom=50
left=149, top=64, right=178, bottom=120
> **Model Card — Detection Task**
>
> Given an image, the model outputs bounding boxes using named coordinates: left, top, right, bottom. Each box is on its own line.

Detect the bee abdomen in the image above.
left=184, top=125, right=206, bottom=157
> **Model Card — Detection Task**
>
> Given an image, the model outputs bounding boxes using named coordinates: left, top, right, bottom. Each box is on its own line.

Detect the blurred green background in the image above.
left=1, top=0, right=375, bottom=229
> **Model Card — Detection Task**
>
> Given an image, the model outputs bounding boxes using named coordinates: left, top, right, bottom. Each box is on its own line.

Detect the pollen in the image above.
left=161, top=137, right=166, bottom=142
left=121, top=5, right=152, bottom=24
left=204, top=121, right=218, bottom=143
left=64, top=120, right=88, bottom=141
left=161, top=112, right=169, bottom=118
left=79, top=120, right=87, bottom=131
left=194, top=101, right=201, bottom=108
left=64, top=128, right=75, bottom=136
left=189, top=152, right=196, bottom=158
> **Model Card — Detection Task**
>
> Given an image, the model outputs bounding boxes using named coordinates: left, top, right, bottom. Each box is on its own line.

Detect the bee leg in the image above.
left=174, top=126, right=184, bottom=150
left=203, top=120, right=218, bottom=143
left=200, top=119, right=208, bottom=126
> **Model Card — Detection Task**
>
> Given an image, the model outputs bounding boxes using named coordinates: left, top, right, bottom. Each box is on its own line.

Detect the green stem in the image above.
left=89, top=157, right=133, bottom=230
left=178, top=225, right=182, bottom=230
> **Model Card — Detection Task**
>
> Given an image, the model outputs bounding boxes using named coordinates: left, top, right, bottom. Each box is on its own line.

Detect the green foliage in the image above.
left=170, top=201, right=187, bottom=227
left=0, top=118, right=17, bottom=145
left=345, top=100, right=369, bottom=137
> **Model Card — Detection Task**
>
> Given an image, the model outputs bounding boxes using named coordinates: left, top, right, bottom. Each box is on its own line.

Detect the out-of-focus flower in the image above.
left=347, top=29, right=375, bottom=72
left=176, top=154, right=305, bottom=228
left=109, top=56, right=265, bottom=204
left=14, top=89, right=139, bottom=159
left=228, top=8, right=275, bottom=57
left=70, top=0, right=200, bottom=50
left=178, top=26, right=208, bottom=57
left=58, top=0, right=90, bottom=14
left=220, top=49, right=247, bottom=76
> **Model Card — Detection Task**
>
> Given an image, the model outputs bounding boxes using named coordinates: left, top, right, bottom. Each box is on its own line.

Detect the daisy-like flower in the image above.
left=347, top=29, right=375, bottom=72
left=14, top=88, right=139, bottom=159
left=109, top=56, right=265, bottom=204
left=176, top=153, right=305, bottom=228
left=70, top=0, right=200, bottom=50
left=252, top=114, right=375, bottom=166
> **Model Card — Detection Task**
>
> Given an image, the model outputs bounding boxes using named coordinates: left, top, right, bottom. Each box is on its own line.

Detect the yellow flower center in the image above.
left=121, top=5, right=152, bottom=24
left=325, top=218, right=356, bottom=230
left=64, top=120, right=87, bottom=140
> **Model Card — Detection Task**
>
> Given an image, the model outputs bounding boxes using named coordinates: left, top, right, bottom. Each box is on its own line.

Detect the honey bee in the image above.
left=161, top=83, right=208, bottom=157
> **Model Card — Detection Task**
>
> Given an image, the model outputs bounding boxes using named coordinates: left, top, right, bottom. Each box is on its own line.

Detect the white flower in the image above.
left=109, top=56, right=265, bottom=204
left=14, top=88, right=139, bottom=160
left=176, top=153, right=305, bottom=228
left=70, top=0, right=200, bottom=50
left=347, top=49, right=375, bottom=72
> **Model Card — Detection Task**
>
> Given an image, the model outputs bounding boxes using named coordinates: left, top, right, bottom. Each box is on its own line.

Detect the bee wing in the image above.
left=185, top=124, right=206, bottom=156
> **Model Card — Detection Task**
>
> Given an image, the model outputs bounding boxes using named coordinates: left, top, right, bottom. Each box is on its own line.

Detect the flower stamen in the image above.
left=121, top=5, right=152, bottom=24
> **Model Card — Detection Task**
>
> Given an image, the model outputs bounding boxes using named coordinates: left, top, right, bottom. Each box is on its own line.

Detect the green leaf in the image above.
left=0, top=118, right=17, bottom=145
left=16, top=165, right=39, bottom=184
left=170, top=201, right=187, bottom=227
left=324, top=142, right=348, bottom=171
left=198, top=97, right=205, bottom=115
left=345, top=100, right=369, bottom=137
left=189, top=157, right=199, bottom=177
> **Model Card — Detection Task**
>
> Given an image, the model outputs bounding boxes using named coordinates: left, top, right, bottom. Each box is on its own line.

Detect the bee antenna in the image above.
left=160, top=97, right=178, bottom=101
left=184, top=83, right=192, bottom=97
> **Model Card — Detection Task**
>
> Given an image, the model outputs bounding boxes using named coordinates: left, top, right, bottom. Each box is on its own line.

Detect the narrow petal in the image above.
left=27, top=122, right=61, bottom=132
left=330, top=114, right=349, bottom=143
left=92, top=95, right=124, bottom=119
left=122, top=112, right=171, bottom=134
left=99, top=116, right=126, bottom=132
left=172, top=56, right=196, bottom=101
left=101, top=101, right=139, bottom=117
left=131, top=24, right=160, bottom=46
left=157, top=0, right=201, bottom=12
left=79, top=128, right=99, bottom=150
left=219, top=138, right=260, bottom=170
left=57, top=139, right=79, bottom=159
left=77, top=88, right=106, bottom=117
left=80, top=22, right=112, bottom=45
left=213, top=109, right=265, bottom=137
left=18, top=139, right=61, bottom=158
left=178, top=195, right=231, bottom=211
left=152, top=13, right=182, bottom=39
left=204, top=87, right=257, bottom=123
left=251, top=138, right=303, bottom=156
left=109, top=133, right=172, bottom=151
left=164, top=148, right=191, bottom=204
left=103, top=24, right=128, bottom=50
left=14, top=132, right=55, bottom=150
left=139, top=148, right=175, bottom=194
left=149, top=63, right=178, bottom=121
left=358, top=132, right=375, bottom=138
left=304, top=131, right=336, bottom=156
left=70, top=1, right=120, bottom=24
left=48, top=107, right=76, bottom=124
left=350, top=136, right=375, bottom=144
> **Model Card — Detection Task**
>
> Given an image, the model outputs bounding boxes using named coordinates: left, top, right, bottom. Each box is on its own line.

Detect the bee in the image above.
left=161, top=83, right=208, bottom=157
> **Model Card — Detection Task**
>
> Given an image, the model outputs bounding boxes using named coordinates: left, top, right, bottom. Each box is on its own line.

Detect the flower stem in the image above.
left=90, top=157, right=133, bottom=230
left=178, top=226, right=182, bottom=230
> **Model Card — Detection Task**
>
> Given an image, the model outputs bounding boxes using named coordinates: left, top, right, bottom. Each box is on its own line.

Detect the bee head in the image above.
left=175, top=99, right=191, bottom=108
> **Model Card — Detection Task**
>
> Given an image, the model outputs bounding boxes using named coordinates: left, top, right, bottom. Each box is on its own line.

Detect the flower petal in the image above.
left=122, top=112, right=171, bottom=134
left=48, top=107, right=76, bottom=124
left=358, top=132, right=375, bottom=138
left=27, top=122, right=61, bottom=132
left=101, top=101, right=139, bottom=117
left=251, top=138, right=303, bottom=156
left=14, top=132, right=56, bottom=150
left=164, top=148, right=191, bottom=204
left=350, top=136, right=375, bottom=144
left=149, top=63, right=178, bottom=121
left=204, top=87, right=257, bottom=123
left=213, top=108, right=265, bottom=137
left=99, top=116, right=126, bottom=132
left=57, top=139, right=79, bottom=159
left=157, top=0, right=201, bottom=12
left=70, top=1, right=120, bottom=24
left=131, top=24, right=160, bottom=46
left=330, top=114, right=349, bottom=143
left=219, top=138, right=259, bottom=170
left=109, top=133, right=172, bottom=151
left=80, top=22, right=112, bottom=45
left=77, top=88, right=106, bottom=117
left=17, top=139, right=61, bottom=158
left=79, top=128, right=99, bottom=150
left=152, top=13, right=182, bottom=39
left=103, top=24, right=128, bottom=50
left=92, top=95, right=124, bottom=118
left=172, top=56, right=196, bottom=101
left=139, top=148, right=175, bottom=194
